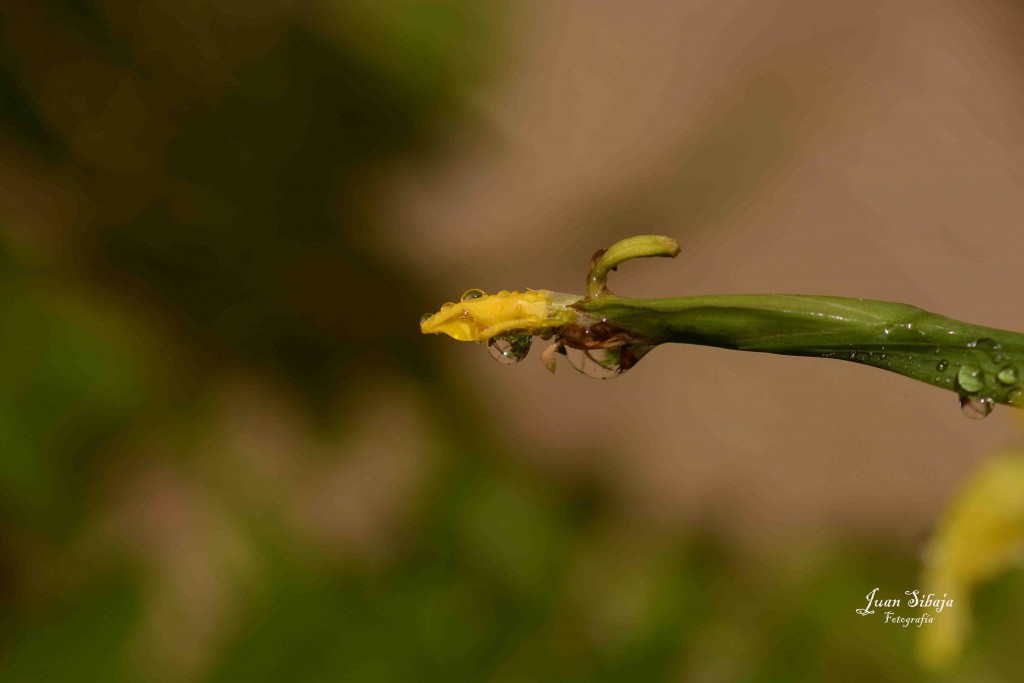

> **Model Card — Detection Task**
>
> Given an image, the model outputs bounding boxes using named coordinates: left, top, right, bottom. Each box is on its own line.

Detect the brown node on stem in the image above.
left=541, top=320, right=654, bottom=374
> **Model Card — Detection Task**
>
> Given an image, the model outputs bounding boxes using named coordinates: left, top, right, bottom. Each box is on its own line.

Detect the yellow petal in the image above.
left=419, top=289, right=580, bottom=343
left=918, top=452, right=1024, bottom=670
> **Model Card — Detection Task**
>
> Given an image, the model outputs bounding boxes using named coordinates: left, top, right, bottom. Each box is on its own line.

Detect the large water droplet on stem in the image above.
left=960, top=395, right=994, bottom=420
left=956, top=365, right=984, bottom=394
left=997, top=367, right=1019, bottom=385
left=563, top=344, right=653, bottom=379
left=487, top=335, right=532, bottom=365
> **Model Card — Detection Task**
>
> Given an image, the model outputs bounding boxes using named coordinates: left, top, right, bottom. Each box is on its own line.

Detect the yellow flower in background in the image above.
left=918, top=451, right=1024, bottom=670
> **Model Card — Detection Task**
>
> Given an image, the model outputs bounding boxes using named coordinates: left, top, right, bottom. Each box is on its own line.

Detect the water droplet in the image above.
left=997, top=367, right=1019, bottom=385
left=1008, top=388, right=1023, bottom=406
left=461, top=289, right=486, bottom=301
left=487, top=335, right=532, bottom=365
left=960, top=395, right=994, bottom=420
left=973, top=337, right=1001, bottom=350
left=563, top=344, right=653, bottom=379
left=419, top=313, right=432, bottom=324
left=936, top=360, right=949, bottom=372
left=956, top=365, right=984, bottom=394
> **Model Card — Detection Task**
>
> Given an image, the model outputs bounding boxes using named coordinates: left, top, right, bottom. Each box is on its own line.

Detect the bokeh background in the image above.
left=3, top=0, right=1024, bottom=680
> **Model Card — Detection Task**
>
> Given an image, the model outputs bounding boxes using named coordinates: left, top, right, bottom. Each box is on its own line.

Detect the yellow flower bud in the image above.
left=420, top=289, right=580, bottom=343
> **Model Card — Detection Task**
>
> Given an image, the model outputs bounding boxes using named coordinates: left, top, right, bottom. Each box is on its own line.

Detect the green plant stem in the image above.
left=420, top=234, right=1024, bottom=406
left=579, top=294, right=1024, bottom=406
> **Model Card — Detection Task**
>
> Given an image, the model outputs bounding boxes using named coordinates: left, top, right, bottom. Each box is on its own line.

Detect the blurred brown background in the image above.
left=2, top=1, right=1023, bottom=681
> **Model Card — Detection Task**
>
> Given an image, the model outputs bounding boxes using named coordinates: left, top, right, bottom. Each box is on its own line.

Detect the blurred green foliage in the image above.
left=0, top=1, right=1021, bottom=681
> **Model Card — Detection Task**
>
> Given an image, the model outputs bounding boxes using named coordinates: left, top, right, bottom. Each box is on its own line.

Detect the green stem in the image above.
left=579, top=294, right=1024, bottom=407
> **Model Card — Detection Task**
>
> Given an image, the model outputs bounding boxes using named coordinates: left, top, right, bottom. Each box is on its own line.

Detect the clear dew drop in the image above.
left=461, top=289, right=486, bottom=301
left=997, top=367, right=1019, bottom=385
left=487, top=335, right=532, bottom=365
left=419, top=313, right=432, bottom=324
left=936, top=359, right=949, bottom=372
left=960, top=395, right=994, bottom=420
left=564, top=347, right=621, bottom=379
left=1008, top=388, right=1023, bottom=406
left=562, top=344, right=653, bottom=380
left=973, top=337, right=1000, bottom=351
left=956, top=364, right=984, bottom=394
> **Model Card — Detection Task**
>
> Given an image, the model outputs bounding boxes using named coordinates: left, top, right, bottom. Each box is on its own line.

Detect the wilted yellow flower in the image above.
left=419, top=289, right=581, bottom=343
left=918, top=452, right=1024, bottom=670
